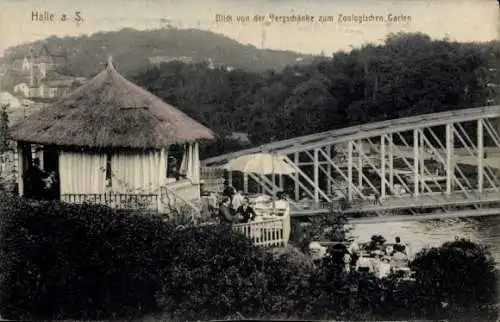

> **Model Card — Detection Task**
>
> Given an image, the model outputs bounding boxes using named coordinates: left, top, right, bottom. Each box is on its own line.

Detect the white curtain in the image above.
left=111, top=150, right=161, bottom=193
left=180, top=147, right=187, bottom=176
left=179, top=143, right=200, bottom=183
left=180, top=144, right=192, bottom=179
left=159, top=148, right=167, bottom=186
left=59, top=151, right=107, bottom=194
left=192, top=142, right=200, bottom=183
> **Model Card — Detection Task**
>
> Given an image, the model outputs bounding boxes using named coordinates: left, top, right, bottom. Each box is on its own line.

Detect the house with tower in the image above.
left=13, top=44, right=85, bottom=100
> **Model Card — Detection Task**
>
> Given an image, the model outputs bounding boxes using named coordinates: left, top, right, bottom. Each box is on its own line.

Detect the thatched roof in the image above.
left=10, top=57, right=215, bottom=149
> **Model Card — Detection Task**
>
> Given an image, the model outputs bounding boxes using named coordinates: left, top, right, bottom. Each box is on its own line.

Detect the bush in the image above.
left=0, top=195, right=497, bottom=321
left=410, top=238, right=499, bottom=319
left=0, top=196, right=312, bottom=321
left=155, top=224, right=268, bottom=320
left=264, top=246, right=315, bottom=315
left=0, top=195, right=176, bottom=320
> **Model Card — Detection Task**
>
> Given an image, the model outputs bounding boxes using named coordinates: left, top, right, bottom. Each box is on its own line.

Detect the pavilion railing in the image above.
left=60, top=192, right=159, bottom=212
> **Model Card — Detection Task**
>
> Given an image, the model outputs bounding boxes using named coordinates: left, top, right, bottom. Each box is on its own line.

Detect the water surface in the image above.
left=353, top=215, right=500, bottom=264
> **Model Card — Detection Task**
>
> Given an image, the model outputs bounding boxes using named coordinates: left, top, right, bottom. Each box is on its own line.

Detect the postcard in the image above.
left=0, top=0, right=498, bottom=321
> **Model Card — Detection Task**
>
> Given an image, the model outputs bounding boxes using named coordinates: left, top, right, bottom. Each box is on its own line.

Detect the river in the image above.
left=353, top=215, right=500, bottom=264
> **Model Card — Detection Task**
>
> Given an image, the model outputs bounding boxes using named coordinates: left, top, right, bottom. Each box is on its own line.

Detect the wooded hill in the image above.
left=131, top=33, right=499, bottom=156
left=1, top=27, right=315, bottom=77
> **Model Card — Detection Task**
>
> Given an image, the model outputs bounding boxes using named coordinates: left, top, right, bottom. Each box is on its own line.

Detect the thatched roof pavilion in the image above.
left=10, top=57, right=214, bottom=148
left=10, top=57, right=215, bottom=207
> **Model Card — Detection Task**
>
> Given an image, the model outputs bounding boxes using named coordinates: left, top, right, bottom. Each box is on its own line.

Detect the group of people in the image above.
left=217, top=186, right=291, bottom=224
left=217, top=186, right=257, bottom=224
left=312, top=236, right=410, bottom=278
left=24, top=157, right=59, bottom=200
left=353, top=236, right=410, bottom=278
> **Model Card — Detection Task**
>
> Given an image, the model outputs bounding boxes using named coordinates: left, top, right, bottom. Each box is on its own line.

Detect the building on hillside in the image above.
left=14, top=74, right=85, bottom=100
left=0, top=91, right=38, bottom=124
left=19, top=44, right=67, bottom=73
left=9, top=57, right=215, bottom=211
left=226, top=132, right=251, bottom=144
left=149, top=56, right=193, bottom=65
left=0, top=91, right=23, bottom=108
left=12, top=44, right=84, bottom=100
left=13, top=83, right=30, bottom=97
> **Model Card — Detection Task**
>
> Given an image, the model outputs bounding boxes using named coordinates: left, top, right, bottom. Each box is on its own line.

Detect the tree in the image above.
left=0, top=104, right=10, bottom=153
left=130, top=32, right=494, bottom=153
left=410, top=238, right=498, bottom=311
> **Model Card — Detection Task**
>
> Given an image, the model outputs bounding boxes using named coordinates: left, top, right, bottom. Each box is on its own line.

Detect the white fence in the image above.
left=232, top=217, right=290, bottom=247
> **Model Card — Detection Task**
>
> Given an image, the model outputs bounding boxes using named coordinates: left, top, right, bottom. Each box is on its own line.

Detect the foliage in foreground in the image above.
left=0, top=195, right=497, bottom=321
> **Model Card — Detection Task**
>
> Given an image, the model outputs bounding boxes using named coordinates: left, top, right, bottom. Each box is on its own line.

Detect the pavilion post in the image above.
left=16, top=142, right=24, bottom=196
left=243, top=173, right=248, bottom=193
left=158, top=147, right=167, bottom=213
left=16, top=142, right=31, bottom=197
left=477, top=119, right=484, bottom=193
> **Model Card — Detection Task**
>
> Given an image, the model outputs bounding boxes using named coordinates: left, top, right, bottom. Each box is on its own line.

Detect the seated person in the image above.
left=391, top=250, right=409, bottom=270
left=343, top=252, right=352, bottom=273
left=231, top=189, right=245, bottom=210
left=273, top=191, right=290, bottom=215
left=309, top=242, right=327, bottom=261
left=356, top=255, right=376, bottom=274
left=347, top=238, right=360, bottom=267
left=393, top=236, right=407, bottom=254
left=376, top=255, right=392, bottom=279
left=218, top=197, right=244, bottom=224
left=236, top=196, right=257, bottom=223
left=223, top=185, right=236, bottom=199
left=299, top=192, right=312, bottom=202
left=253, top=194, right=272, bottom=205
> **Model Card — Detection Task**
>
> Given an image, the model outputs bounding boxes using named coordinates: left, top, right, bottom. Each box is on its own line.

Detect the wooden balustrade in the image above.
left=233, top=217, right=289, bottom=247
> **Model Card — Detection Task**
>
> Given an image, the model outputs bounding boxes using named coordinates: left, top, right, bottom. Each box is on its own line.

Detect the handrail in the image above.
left=202, top=105, right=500, bottom=165
left=161, top=184, right=201, bottom=214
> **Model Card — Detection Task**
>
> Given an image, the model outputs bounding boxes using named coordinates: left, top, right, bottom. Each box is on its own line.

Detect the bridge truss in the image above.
left=202, top=106, right=500, bottom=220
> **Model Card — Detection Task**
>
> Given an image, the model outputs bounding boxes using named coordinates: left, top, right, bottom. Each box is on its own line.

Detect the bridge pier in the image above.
left=413, top=129, right=419, bottom=196
left=348, top=141, right=353, bottom=201
left=357, top=140, right=363, bottom=191
left=478, top=119, right=484, bottom=193
left=326, top=145, right=332, bottom=196
left=419, top=129, right=425, bottom=195
left=380, top=135, right=386, bottom=198
left=388, top=134, right=394, bottom=192
left=313, top=148, right=319, bottom=202
left=446, top=123, right=454, bottom=195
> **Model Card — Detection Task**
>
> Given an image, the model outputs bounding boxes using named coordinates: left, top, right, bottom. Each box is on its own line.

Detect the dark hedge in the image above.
left=0, top=195, right=177, bottom=320
left=0, top=194, right=497, bottom=321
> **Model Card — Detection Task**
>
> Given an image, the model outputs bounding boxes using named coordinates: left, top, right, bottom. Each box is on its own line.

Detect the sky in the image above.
left=0, top=0, right=497, bottom=56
